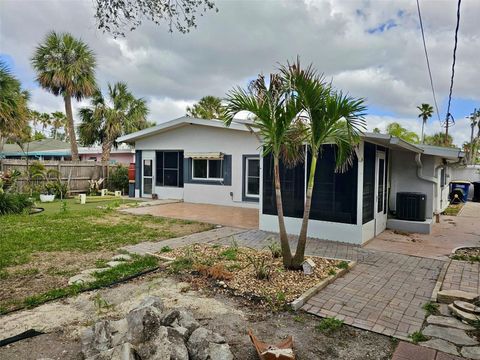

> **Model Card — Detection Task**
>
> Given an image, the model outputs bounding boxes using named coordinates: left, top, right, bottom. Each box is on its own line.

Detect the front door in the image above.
left=142, top=153, right=154, bottom=197
left=375, top=151, right=387, bottom=235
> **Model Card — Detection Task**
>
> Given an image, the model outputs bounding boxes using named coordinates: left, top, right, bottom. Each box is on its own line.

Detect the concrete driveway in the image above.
left=123, top=202, right=259, bottom=229
left=364, top=202, right=480, bottom=259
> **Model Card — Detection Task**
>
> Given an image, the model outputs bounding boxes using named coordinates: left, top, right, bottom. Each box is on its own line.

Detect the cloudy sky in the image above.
left=1, top=0, right=479, bottom=146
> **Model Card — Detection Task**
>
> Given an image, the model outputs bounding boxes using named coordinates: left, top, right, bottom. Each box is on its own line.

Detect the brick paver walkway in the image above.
left=124, top=227, right=445, bottom=341
left=392, top=342, right=462, bottom=360
left=441, top=259, right=480, bottom=294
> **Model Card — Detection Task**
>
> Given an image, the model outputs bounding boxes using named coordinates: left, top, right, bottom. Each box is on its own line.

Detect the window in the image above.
left=155, top=151, right=184, bottom=187
left=440, top=168, right=446, bottom=187
left=192, top=159, right=223, bottom=180
left=245, top=157, right=260, bottom=198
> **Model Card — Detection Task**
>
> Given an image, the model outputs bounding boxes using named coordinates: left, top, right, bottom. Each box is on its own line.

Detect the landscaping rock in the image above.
left=80, top=268, right=109, bottom=275
left=112, top=254, right=132, bottom=262
left=187, top=327, right=233, bottom=360
left=454, top=300, right=480, bottom=315
left=437, top=290, right=479, bottom=304
left=423, top=325, right=478, bottom=346
left=86, top=342, right=138, bottom=360
left=421, top=339, right=459, bottom=356
left=449, top=304, right=480, bottom=324
left=438, top=303, right=450, bottom=317
left=426, top=315, right=474, bottom=330
left=461, top=346, right=480, bottom=360
left=68, top=273, right=95, bottom=285
left=126, top=304, right=163, bottom=344
left=107, top=261, right=125, bottom=268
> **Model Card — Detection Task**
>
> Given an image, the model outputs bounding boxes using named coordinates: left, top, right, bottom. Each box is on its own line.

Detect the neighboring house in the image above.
left=0, top=139, right=134, bottom=164
left=117, top=117, right=261, bottom=208
left=119, top=117, right=464, bottom=243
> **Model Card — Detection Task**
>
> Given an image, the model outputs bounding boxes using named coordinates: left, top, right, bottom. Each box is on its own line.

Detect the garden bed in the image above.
left=163, top=243, right=349, bottom=309
left=451, top=247, right=480, bottom=262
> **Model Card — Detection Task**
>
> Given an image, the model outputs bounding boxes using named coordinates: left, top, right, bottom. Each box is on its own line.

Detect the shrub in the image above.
left=44, top=180, right=69, bottom=198
left=246, top=254, right=271, bottom=280
left=422, top=301, right=439, bottom=316
left=267, top=241, right=282, bottom=258
left=316, top=317, right=344, bottom=334
left=0, top=193, right=33, bottom=215
left=107, top=165, right=129, bottom=194
left=336, top=261, right=349, bottom=270
left=409, top=331, right=428, bottom=344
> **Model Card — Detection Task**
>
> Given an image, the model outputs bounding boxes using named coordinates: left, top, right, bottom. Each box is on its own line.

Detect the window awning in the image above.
left=184, top=152, right=224, bottom=160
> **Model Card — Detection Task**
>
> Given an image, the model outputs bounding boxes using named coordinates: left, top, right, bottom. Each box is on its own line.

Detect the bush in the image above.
left=44, top=181, right=69, bottom=198
left=0, top=193, right=33, bottom=215
left=107, top=165, right=129, bottom=194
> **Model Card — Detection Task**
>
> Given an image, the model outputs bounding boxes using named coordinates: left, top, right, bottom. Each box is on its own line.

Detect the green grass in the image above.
left=2, top=255, right=158, bottom=313
left=409, top=331, right=428, bottom=344
left=220, top=247, right=238, bottom=261
left=443, top=204, right=463, bottom=216
left=336, top=261, right=349, bottom=270
left=422, top=301, right=439, bottom=316
left=0, top=197, right=211, bottom=271
left=316, top=317, right=344, bottom=335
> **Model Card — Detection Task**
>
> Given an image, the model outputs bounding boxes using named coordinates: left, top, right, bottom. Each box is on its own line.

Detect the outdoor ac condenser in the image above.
left=396, top=192, right=427, bottom=221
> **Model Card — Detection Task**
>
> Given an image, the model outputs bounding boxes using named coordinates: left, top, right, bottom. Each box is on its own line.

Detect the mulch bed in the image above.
left=452, top=247, right=480, bottom=262
left=163, top=243, right=345, bottom=308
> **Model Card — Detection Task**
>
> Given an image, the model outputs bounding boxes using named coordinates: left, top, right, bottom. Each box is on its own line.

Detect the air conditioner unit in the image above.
left=396, top=192, right=427, bottom=221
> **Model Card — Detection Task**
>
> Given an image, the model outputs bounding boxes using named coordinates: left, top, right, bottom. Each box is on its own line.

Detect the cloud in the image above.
left=1, top=0, right=479, bottom=145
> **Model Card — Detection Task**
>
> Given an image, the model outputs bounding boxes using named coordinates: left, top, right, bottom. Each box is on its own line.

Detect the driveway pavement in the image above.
left=123, top=202, right=259, bottom=229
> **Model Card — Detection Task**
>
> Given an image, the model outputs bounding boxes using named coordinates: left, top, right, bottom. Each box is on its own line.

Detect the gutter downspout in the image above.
left=415, top=153, right=441, bottom=219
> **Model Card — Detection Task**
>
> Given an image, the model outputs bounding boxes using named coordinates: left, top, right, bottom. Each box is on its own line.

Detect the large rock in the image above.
left=126, top=296, right=165, bottom=344
left=426, top=315, right=474, bottom=330
left=421, top=339, right=459, bottom=356
left=462, top=346, right=480, bottom=360
left=454, top=300, right=480, bottom=315
left=437, top=290, right=479, bottom=304
left=187, top=327, right=233, bottom=360
left=423, top=325, right=478, bottom=346
left=449, top=304, right=480, bottom=324
left=86, top=342, right=139, bottom=360
left=162, top=309, right=200, bottom=339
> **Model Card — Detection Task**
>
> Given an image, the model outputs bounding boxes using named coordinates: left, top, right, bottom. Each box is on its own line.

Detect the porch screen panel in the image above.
left=262, top=153, right=304, bottom=218
left=362, top=142, right=375, bottom=224
left=155, top=151, right=184, bottom=187
left=308, top=145, right=358, bottom=224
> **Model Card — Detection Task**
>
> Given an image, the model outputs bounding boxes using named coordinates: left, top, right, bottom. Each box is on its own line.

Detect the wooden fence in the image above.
left=0, top=159, right=118, bottom=194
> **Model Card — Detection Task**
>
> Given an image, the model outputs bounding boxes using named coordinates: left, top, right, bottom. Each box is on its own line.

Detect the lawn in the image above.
left=0, top=196, right=213, bottom=312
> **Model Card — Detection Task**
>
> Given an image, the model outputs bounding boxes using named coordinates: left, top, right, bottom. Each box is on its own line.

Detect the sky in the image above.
left=1, top=0, right=479, bottom=147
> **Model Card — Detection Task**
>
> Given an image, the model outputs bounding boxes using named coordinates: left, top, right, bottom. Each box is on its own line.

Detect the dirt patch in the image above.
left=0, top=271, right=395, bottom=360
left=451, top=247, right=480, bottom=262
left=0, top=251, right=114, bottom=311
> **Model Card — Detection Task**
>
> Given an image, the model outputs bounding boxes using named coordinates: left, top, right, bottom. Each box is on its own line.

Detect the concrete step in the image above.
left=449, top=303, right=480, bottom=324
left=454, top=300, right=480, bottom=315
left=437, top=289, right=479, bottom=304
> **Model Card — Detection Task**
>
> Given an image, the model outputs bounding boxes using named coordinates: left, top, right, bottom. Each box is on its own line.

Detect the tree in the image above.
left=94, top=0, right=217, bottom=37
left=424, top=132, right=455, bottom=147
left=386, top=122, right=419, bottom=144
left=186, top=96, right=227, bottom=120
left=467, top=109, right=480, bottom=164
left=78, top=82, right=149, bottom=162
left=50, top=111, right=68, bottom=140
left=372, top=127, right=381, bottom=133
left=0, top=61, right=30, bottom=152
left=31, top=31, right=97, bottom=161
left=225, top=73, right=302, bottom=268
left=284, top=61, right=366, bottom=267
left=417, top=103, right=433, bottom=143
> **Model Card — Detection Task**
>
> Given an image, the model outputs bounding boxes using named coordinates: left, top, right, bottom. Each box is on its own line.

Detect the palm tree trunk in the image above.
left=64, top=95, right=79, bottom=161
left=273, top=155, right=293, bottom=267
left=292, top=152, right=317, bottom=268
left=101, top=139, right=112, bottom=163
left=469, top=125, right=475, bottom=164
left=421, top=118, right=426, bottom=144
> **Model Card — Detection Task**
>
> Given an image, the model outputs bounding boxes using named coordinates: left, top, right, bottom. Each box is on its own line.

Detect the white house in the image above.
left=117, top=117, right=261, bottom=208
left=118, top=117, right=464, bottom=244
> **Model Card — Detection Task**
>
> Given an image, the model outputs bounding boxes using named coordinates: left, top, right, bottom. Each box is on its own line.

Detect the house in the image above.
left=117, top=116, right=261, bottom=208
left=118, top=117, right=464, bottom=244
left=0, top=139, right=135, bottom=164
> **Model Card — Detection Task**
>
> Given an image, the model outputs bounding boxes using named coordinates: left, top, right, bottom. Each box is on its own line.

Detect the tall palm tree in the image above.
left=50, top=111, right=67, bottom=140
left=468, top=109, right=478, bottom=164
left=386, top=122, right=420, bottom=144
left=31, top=31, right=97, bottom=161
left=417, top=103, right=434, bottom=143
left=78, top=82, right=149, bottom=162
left=284, top=61, right=366, bottom=267
left=186, top=96, right=227, bottom=120
left=224, top=73, right=302, bottom=267
left=0, top=61, right=30, bottom=152
left=424, top=132, right=454, bottom=147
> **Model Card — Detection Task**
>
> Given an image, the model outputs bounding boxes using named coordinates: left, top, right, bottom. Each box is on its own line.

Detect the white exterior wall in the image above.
left=135, top=124, right=260, bottom=208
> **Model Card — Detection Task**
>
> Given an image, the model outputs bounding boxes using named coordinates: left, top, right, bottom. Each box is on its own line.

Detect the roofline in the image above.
left=117, top=116, right=253, bottom=143
left=362, top=132, right=423, bottom=153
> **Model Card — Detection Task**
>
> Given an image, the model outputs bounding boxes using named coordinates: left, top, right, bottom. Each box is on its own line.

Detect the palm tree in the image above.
left=424, top=132, right=454, bottom=147
left=467, top=109, right=478, bottom=164
left=417, top=103, right=434, bottom=143
left=50, top=111, right=67, bottom=140
left=31, top=31, right=97, bottom=161
left=284, top=61, right=366, bottom=267
left=224, top=73, right=302, bottom=267
left=78, top=82, right=149, bottom=162
left=186, top=96, right=227, bottom=120
left=386, top=122, right=420, bottom=144
left=0, top=61, right=30, bottom=152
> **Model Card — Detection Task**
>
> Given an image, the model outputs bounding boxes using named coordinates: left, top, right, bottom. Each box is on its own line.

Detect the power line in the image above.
left=444, top=0, right=462, bottom=139
left=416, top=0, right=441, bottom=125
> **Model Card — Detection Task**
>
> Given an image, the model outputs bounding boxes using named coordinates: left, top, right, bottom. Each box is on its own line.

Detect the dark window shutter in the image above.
left=223, top=155, right=232, bottom=185
left=156, top=151, right=164, bottom=186
left=135, top=150, right=142, bottom=192
left=184, top=158, right=191, bottom=184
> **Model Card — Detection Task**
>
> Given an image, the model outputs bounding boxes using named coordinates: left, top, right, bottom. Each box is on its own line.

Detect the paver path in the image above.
left=392, top=341, right=462, bottom=360
left=125, top=228, right=445, bottom=340
left=441, top=259, right=480, bottom=296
